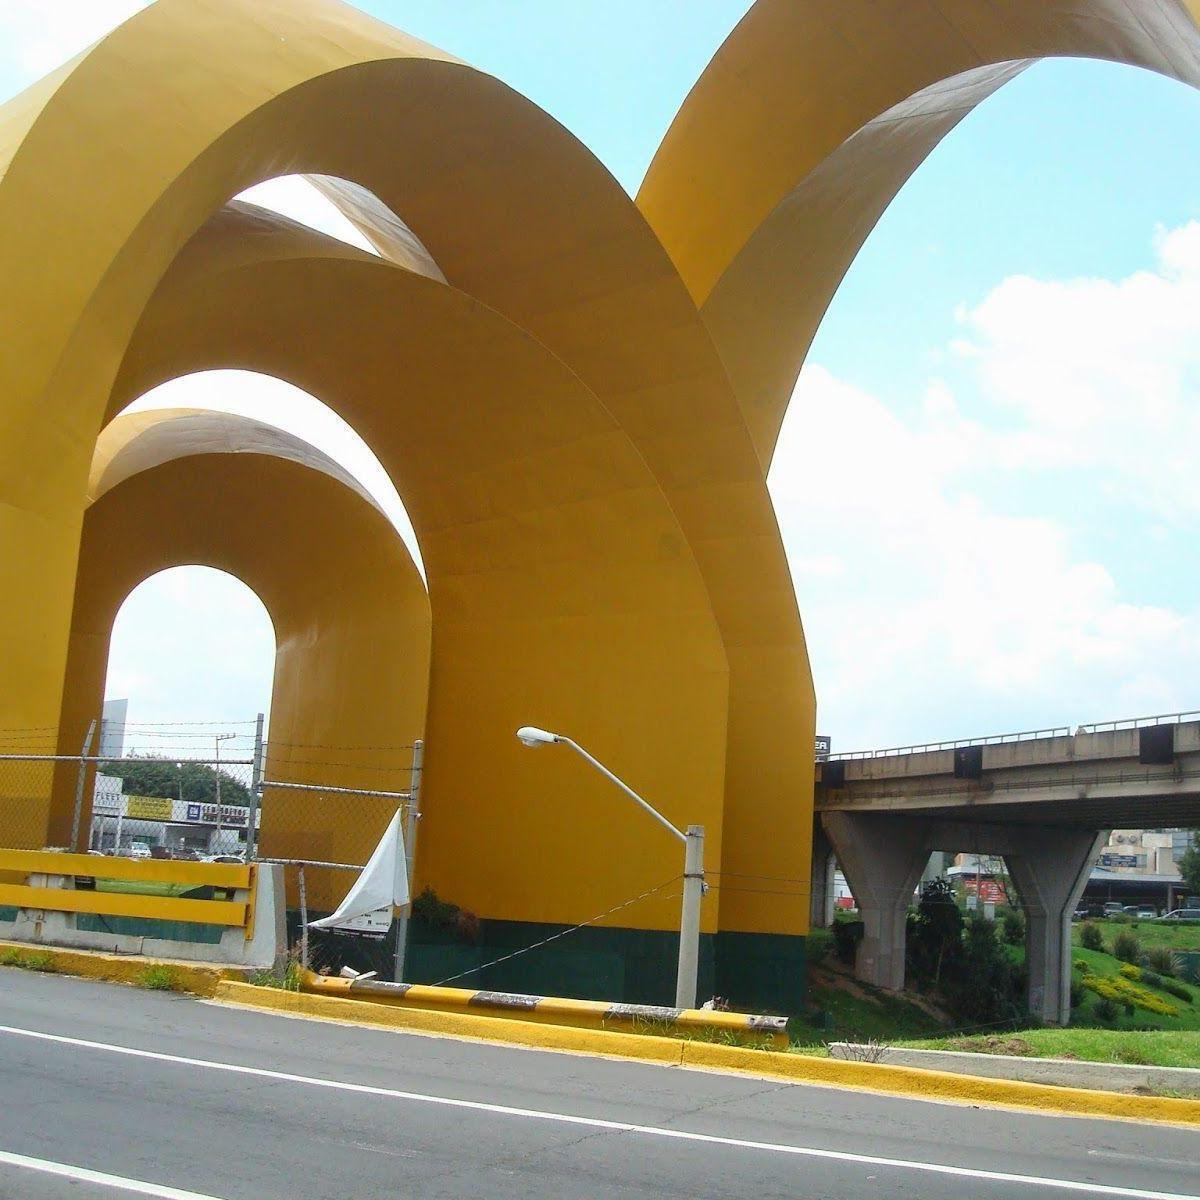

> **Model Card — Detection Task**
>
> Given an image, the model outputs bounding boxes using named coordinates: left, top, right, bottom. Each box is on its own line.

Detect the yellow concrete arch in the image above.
left=54, top=421, right=430, bottom=908
left=1, top=0, right=813, bottom=1004
left=639, top=0, right=1200, bottom=466
left=107, top=204, right=735, bottom=963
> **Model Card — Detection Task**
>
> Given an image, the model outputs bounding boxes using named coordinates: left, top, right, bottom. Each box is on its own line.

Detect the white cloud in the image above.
left=772, top=221, right=1200, bottom=750
left=0, top=1, right=147, bottom=82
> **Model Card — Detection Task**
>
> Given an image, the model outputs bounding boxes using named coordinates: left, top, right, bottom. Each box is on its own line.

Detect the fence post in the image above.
left=247, top=712, right=265, bottom=860
left=69, top=719, right=97, bottom=852
left=298, top=865, right=309, bottom=970
left=392, top=738, right=423, bottom=983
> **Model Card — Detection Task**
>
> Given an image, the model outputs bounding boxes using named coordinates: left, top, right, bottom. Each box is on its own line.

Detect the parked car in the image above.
left=127, top=842, right=151, bottom=859
left=1102, top=901, right=1124, bottom=917
left=1073, top=903, right=1105, bottom=920
left=1134, top=906, right=1158, bottom=919
left=1160, top=908, right=1200, bottom=921
left=203, top=854, right=244, bottom=864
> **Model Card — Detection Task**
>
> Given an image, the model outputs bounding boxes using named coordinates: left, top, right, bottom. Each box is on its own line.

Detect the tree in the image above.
left=99, top=756, right=250, bottom=807
left=908, top=877, right=963, bottom=987
left=1180, top=840, right=1200, bottom=897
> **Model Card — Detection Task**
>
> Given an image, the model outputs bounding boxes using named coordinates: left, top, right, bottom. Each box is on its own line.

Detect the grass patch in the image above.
left=138, top=964, right=182, bottom=991
left=248, top=956, right=303, bottom=992
left=896, top=1028, right=1200, bottom=1070
left=1074, top=922, right=1200, bottom=954
left=96, top=880, right=194, bottom=898
left=0, top=947, right=56, bottom=972
left=794, top=969, right=948, bottom=1045
left=1070, top=946, right=1200, bottom=1032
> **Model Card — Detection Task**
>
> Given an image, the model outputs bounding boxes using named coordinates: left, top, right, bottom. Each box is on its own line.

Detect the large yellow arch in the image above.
left=0, top=2, right=814, bottom=1006
left=55, top=427, right=431, bottom=909
left=103, top=204, right=734, bottom=951
left=639, top=0, right=1200, bottom=466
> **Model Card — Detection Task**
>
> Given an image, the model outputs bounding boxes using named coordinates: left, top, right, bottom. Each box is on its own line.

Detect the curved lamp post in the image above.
left=516, top=726, right=705, bottom=1009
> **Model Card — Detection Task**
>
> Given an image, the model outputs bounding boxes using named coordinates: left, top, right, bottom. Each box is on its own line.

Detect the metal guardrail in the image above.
left=1076, top=709, right=1200, bottom=735
left=826, top=708, right=1200, bottom=762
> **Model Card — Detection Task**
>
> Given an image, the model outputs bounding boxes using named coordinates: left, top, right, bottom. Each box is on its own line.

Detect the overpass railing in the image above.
left=1076, top=709, right=1200, bottom=735
left=828, top=726, right=1071, bottom=762
left=827, top=707, right=1200, bottom=761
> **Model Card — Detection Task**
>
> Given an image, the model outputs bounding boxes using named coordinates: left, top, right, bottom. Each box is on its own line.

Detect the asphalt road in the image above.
left=0, top=971, right=1195, bottom=1199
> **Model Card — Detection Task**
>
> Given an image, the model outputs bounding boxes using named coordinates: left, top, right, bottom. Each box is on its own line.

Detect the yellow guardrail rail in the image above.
left=0, top=849, right=255, bottom=931
left=301, top=970, right=790, bottom=1048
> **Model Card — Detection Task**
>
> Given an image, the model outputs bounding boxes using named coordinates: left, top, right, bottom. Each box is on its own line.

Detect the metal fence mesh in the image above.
left=0, top=757, right=58, bottom=850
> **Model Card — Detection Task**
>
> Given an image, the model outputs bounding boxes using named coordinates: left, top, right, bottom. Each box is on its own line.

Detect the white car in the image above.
left=127, top=842, right=152, bottom=859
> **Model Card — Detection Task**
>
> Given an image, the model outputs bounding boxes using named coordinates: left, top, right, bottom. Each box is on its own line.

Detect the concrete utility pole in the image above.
left=516, top=726, right=706, bottom=1009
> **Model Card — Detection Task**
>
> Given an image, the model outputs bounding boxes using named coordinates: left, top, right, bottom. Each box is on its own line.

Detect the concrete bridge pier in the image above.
left=1005, top=829, right=1107, bottom=1026
left=809, top=819, right=836, bottom=929
left=822, top=812, right=932, bottom=990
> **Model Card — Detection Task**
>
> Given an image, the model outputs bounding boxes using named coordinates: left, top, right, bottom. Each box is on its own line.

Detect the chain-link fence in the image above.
left=0, top=724, right=420, bottom=885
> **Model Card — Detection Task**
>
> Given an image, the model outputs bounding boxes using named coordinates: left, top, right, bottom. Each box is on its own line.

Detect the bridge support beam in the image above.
left=810, top=818, right=836, bottom=929
left=1006, top=830, right=1107, bottom=1027
left=822, top=812, right=932, bottom=990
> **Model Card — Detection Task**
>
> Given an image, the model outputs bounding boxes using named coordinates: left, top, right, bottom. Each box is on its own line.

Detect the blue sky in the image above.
left=4, top=3, right=1200, bottom=752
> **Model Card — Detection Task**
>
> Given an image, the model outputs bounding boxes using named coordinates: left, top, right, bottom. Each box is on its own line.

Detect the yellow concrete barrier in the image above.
left=300, top=970, right=788, bottom=1048
left=0, top=849, right=255, bottom=933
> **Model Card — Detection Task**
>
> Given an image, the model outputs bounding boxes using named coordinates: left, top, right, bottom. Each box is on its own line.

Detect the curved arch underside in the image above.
left=88, top=406, right=384, bottom=513
left=639, top=0, right=1200, bottom=467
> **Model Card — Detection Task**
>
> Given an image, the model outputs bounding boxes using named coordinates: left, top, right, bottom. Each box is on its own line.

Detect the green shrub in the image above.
left=1112, top=930, right=1141, bottom=964
left=1119, top=962, right=1141, bottom=980
left=1079, top=922, right=1104, bottom=951
left=1159, top=977, right=1194, bottom=1004
left=1145, top=945, right=1176, bottom=975
left=1073, top=958, right=1089, bottom=972
left=1081, top=971, right=1179, bottom=1017
left=806, top=928, right=833, bottom=968
left=1094, top=997, right=1119, bottom=1023
left=1141, top=971, right=1162, bottom=989
left=1000, top=909, right=1025, bottom=946
left=1069, top=979, right=1084, bottom=1009
left=832, top=919, right=864, bottom=965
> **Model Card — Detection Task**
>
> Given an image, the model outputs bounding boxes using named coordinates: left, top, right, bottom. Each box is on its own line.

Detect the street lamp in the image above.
left=515, top=725, right=705, bottom=1009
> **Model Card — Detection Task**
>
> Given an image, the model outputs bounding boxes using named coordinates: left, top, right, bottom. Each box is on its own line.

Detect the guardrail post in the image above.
left=69, top=719, right=97, bottom=852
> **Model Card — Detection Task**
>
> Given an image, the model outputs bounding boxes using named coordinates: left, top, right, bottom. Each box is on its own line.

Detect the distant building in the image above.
left=99, top=698, right=128, bottom=759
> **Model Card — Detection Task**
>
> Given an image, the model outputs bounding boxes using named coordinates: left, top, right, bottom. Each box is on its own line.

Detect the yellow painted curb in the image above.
left=0, top=940, right=247, bottom=997
left=215, top=981, right=684, bottom=1063
left=213, top=982, right=1200, bottom=1127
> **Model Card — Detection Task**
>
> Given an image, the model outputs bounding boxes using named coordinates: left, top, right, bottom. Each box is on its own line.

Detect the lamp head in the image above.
left=516, top=725, right=560, bottom=748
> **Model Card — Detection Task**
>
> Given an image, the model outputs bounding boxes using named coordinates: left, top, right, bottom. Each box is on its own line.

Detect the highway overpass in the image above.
left=813, top=713, right=1200, bottom=1025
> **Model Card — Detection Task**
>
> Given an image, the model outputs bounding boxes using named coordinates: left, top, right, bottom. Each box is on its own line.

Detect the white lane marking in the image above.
left=0, top=1023, right=1194, bottom=1200
left=0, top=1148, right=229, bottom=1199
